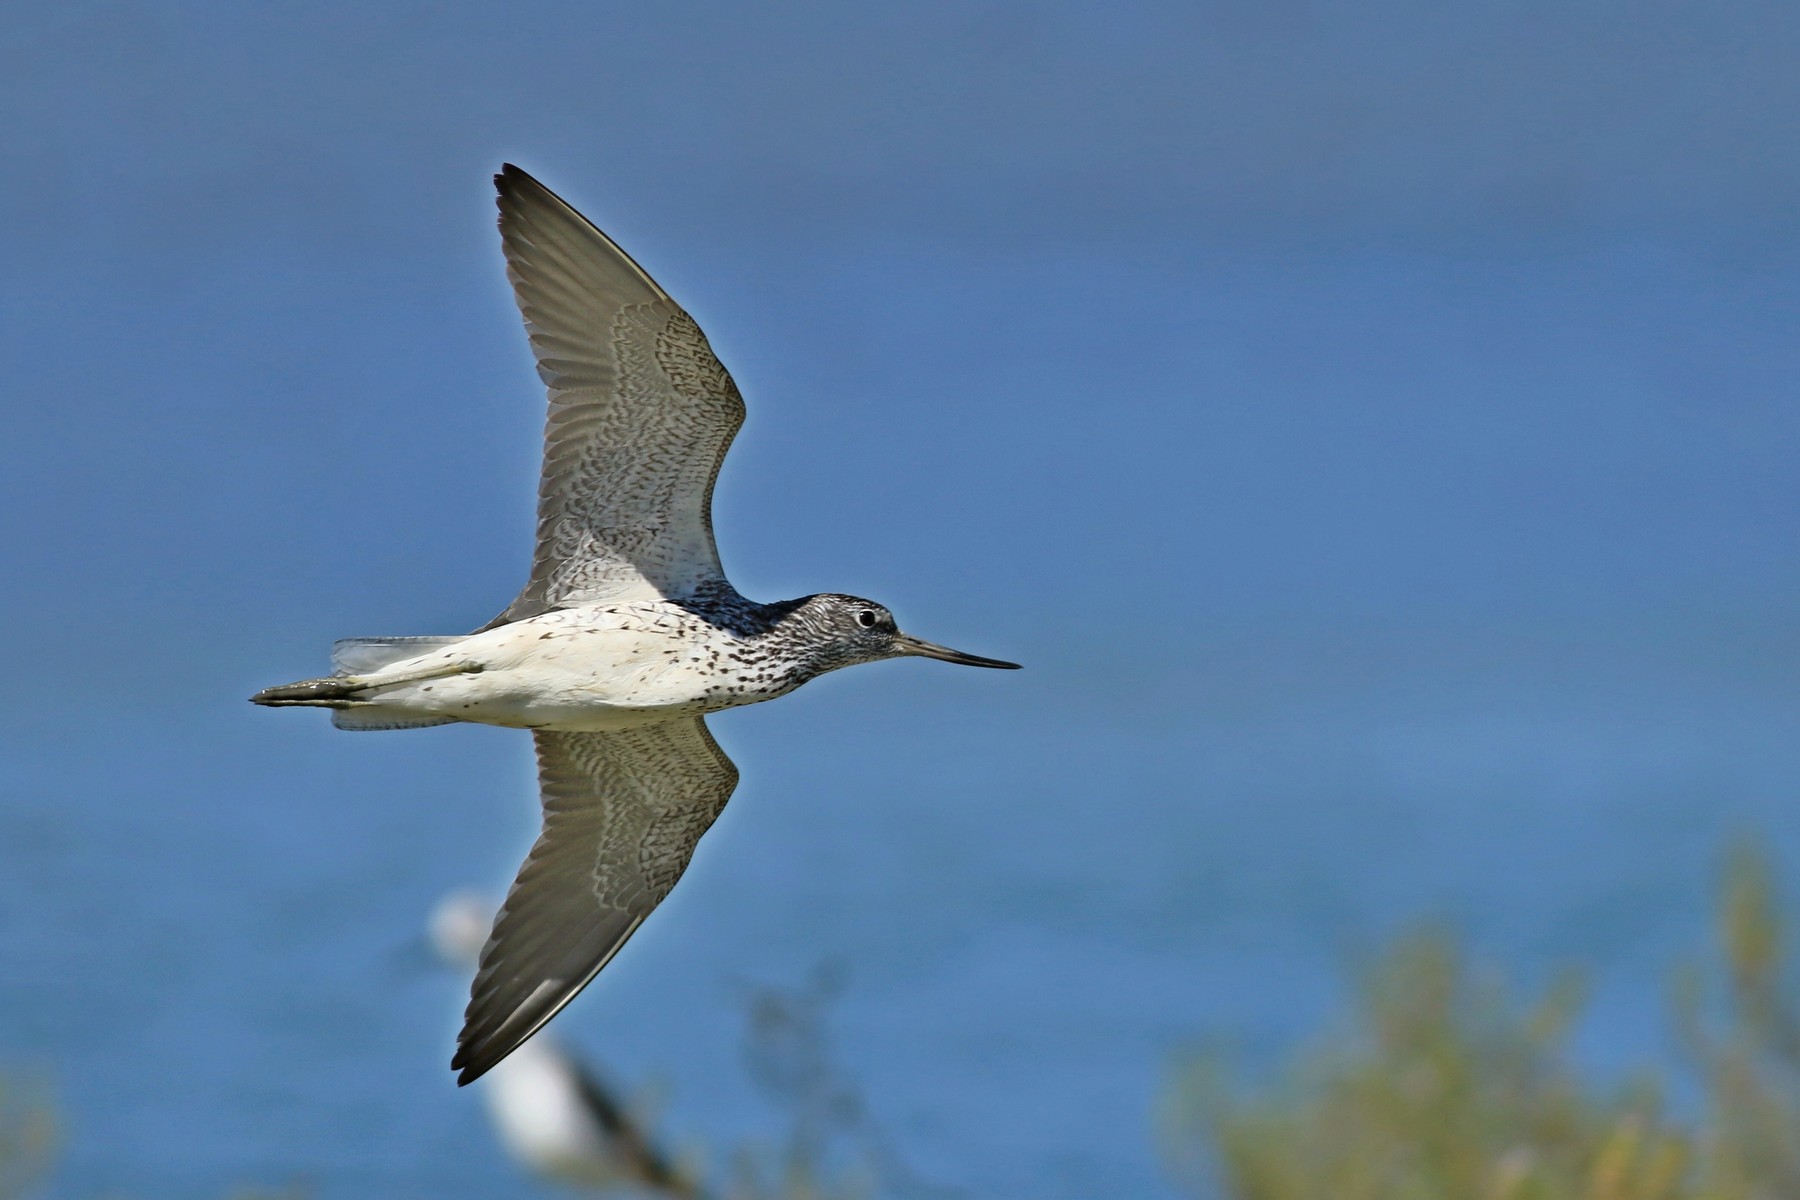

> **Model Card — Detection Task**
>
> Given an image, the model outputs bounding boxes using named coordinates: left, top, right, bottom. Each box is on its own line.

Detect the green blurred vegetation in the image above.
left=1163, top=844, right=1800, bottom=1200
left=0, top=1076, right=54, bottom=1200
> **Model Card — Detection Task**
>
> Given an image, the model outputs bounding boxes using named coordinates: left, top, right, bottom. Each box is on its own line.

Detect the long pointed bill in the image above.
left=893, top=634, right=1021, bottom=669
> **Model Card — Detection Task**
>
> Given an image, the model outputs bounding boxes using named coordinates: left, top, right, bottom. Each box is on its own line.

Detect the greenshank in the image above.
left=253, top=165, right=1018, bottom=1084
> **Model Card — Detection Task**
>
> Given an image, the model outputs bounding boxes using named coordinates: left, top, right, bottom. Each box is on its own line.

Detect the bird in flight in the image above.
left=253, top=165, right=1018, bottom=1084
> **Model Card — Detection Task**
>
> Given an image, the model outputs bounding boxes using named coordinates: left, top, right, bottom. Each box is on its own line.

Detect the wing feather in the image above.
left=452, top=718, right=739, bottom=1084
left=483, top=164, right=746, bottom=626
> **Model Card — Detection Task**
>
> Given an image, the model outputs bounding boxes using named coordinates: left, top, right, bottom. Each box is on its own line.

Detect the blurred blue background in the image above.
left=2, top=2, right=1797, bottom=1196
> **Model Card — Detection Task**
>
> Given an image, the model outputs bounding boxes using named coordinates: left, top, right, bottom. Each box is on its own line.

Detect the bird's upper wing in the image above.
left=452, top=719, right=739, bottom=1085
left=482, top=164, right=746, bottom=627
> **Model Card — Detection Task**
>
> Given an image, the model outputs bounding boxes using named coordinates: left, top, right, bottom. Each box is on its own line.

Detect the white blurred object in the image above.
left=428, top=892, right=693, bottom=1194
left=428, top=889, right=493, bottom=965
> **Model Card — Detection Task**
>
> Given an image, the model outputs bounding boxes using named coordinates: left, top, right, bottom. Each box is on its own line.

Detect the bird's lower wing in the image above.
left=452, top=718, right=739, bottom=1084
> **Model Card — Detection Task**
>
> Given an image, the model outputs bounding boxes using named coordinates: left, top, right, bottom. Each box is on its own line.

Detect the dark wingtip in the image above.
left=452, top=1041, right=494, bottom=1086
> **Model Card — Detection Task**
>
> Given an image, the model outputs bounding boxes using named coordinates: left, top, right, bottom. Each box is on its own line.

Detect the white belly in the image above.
left=350, top=605, right=777, bottom=731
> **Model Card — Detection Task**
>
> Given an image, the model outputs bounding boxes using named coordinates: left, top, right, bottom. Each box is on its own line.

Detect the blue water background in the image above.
left=2, top=4, right=1798, bottom=1197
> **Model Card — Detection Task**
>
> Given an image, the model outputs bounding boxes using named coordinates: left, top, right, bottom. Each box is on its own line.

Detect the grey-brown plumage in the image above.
left=252, top=165, right=1017, bottom=1086
left=482, top=166, right=746, bottom=622
left=454, top=721, right=738, bottom=1085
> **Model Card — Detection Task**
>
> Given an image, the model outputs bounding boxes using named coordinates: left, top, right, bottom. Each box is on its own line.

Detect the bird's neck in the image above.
left=754, top=599, right=860, bottom=681
left=673, top=588, right=854, bottom=684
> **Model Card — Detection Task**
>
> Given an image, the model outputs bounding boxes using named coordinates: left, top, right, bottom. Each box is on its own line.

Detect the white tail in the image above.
left=324, top=636, right=472, bottom=732
left=331, top=636, right=469, bottom=675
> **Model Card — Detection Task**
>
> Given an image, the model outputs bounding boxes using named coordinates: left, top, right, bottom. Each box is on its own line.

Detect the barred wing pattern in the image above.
left=453, top=720, right=739, bottom=1084
left=485, top=164, right=746, bottom=624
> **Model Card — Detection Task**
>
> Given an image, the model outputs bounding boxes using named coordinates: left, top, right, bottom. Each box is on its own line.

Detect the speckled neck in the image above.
left=665, top=587, right=853, bottom=702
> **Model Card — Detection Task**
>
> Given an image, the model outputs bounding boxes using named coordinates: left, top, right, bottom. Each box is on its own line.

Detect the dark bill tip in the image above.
left=895, top=634, right=1021, bottom=670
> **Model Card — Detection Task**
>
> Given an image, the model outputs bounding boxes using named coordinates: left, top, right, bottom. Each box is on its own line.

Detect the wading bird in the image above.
left=254, top=166, right=1018, bottom=1084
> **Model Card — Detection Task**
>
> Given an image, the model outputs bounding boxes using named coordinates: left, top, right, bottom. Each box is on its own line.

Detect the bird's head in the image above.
left=788, top=593, right=1021, bottom=672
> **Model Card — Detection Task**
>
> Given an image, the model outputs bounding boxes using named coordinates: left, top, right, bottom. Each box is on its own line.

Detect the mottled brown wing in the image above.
left=483, top=164, right=746, bottom=626
left=452, top=719, right=739, bottom=1084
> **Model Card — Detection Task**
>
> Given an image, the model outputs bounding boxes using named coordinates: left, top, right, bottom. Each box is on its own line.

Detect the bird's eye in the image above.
left=857, top=610, right=878, bottom=629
